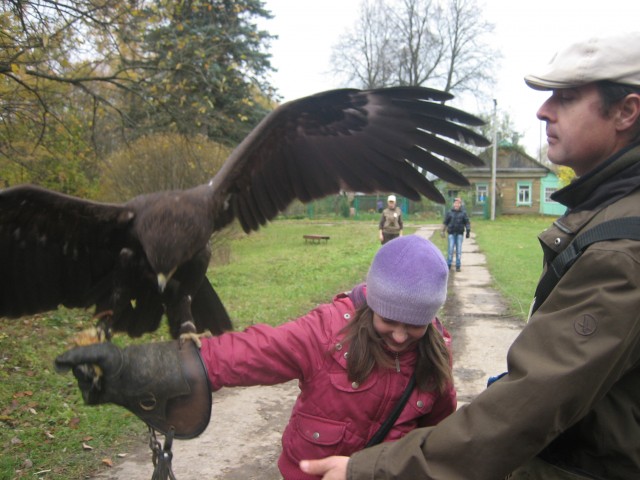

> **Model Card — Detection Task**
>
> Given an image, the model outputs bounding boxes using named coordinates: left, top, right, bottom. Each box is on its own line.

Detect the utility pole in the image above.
left=491, top=99, right=498, bottom=221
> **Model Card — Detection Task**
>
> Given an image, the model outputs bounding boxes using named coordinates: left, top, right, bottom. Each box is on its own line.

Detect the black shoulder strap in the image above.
left=531, top=216, right=640, bottom=315
left=365, top=373, right=416, bottom=448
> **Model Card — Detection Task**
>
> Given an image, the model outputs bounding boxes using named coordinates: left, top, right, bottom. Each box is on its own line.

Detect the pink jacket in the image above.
left=200, top=291, right=456, bottom=480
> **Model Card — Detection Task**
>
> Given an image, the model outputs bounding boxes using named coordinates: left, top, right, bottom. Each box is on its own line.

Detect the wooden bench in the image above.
left=303, top=234, right=330, bottom=244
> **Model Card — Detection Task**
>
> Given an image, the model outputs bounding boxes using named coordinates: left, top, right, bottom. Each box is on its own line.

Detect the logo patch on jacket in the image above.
left=574, top=314, right=597, bottom=336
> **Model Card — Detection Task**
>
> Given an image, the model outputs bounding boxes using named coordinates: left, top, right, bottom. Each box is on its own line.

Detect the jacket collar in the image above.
left=539, top=143, right=640, bottom=256
left=551, top=142, right=640, bottom=211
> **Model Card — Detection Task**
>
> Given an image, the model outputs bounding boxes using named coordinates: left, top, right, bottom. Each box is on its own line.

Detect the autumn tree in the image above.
left=128, top=0, right=275, bottom=145
left=0, top=0, right=276, bottom=194
left=99, top=132, right=231, bottom=201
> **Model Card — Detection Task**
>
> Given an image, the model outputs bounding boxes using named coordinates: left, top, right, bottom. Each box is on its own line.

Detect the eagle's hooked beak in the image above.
left=157, top=274, right=168, bottom=293
left=157, top=267, right=177, bottom=293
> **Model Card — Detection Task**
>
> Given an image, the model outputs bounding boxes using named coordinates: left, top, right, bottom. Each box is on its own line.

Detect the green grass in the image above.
left=0, top=215, right=551, bottom=478
left=0, top=310, right=148, bottom=479
left=473, top=216, right=553, bottom=319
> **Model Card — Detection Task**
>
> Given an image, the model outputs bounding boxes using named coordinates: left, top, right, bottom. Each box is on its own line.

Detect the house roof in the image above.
left=466, top=142, right=551, bottom=176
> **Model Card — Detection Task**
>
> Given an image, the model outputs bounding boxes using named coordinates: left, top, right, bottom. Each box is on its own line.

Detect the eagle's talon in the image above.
left=72, top=326, right=106, bottom=346
left=93, top=311, right=114, bottom=341
left=70, top=317, right=112, bottom=394
left=179, top=330, right=212, bottom=349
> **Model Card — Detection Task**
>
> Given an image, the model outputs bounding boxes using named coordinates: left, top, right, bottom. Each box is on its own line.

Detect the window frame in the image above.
left=516, top=181, right=532, bottom=206
left=475, top=183, right=488, bottom=205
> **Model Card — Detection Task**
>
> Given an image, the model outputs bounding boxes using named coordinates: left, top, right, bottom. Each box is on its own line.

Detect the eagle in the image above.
left=0, top=86, right=488, bottom=341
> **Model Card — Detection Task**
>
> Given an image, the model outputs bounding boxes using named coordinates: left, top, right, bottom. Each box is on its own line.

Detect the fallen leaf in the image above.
left=82, top=442, right=93, bottom=450
left=12, top=391, right=33, bottom=399
left=102, top=458, right=113, bottom=467
left=116, top=453, right=128, bottom=458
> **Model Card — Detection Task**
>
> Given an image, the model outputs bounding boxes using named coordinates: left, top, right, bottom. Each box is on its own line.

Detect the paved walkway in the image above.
left=414, top=226, right=524, bottom=407
left=94, top=225, right=525, bottom=478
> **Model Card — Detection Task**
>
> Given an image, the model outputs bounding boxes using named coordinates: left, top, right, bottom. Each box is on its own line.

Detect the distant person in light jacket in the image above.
left=378, top=194, right=403, bottom=244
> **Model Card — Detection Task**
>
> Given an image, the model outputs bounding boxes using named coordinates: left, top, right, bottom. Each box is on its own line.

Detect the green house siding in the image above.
left=540, top=173, right=566, bottom=216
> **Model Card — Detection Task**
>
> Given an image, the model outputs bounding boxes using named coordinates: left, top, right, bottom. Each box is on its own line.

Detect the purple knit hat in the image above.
left=366, top=235, right=448, bottom=326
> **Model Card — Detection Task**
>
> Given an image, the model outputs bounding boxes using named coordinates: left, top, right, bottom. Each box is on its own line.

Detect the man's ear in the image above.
left=616, top=93, right=640, bottom=132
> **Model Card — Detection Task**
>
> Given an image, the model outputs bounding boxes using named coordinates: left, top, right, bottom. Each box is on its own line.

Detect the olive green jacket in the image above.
left=379, top=207, right=403, bottom=234
left=348, top=143, right=640, bottom=480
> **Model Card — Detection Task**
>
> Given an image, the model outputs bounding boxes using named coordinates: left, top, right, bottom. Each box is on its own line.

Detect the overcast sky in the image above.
left=260, top=0, right=640, bottom=158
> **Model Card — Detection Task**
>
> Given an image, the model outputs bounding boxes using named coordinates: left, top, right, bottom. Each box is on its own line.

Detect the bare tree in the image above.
left=394, top=0, right=445, bottom=86
left=331, top=0, right=397, bottom=88
left=441, top=0, right=497, bottom=94
left=331, top=0, right=498, bottom=96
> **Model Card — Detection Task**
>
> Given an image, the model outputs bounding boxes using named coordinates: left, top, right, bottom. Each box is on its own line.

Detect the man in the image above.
left=441, top=198, right=470, bottom=271
left=302, top=32, right=640, bottom=480
left=378, top=194, right=403, bottom=244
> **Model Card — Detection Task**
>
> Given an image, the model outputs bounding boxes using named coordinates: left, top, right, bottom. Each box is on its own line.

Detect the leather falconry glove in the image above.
left=55, top=340, right=211, bottom=439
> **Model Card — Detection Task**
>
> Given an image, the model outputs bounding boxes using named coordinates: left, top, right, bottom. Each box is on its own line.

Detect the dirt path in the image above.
left=93, top=226, right=524, bottom=479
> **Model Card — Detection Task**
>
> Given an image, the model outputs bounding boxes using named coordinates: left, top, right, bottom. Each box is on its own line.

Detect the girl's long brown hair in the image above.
left=339, top=305, right=453, bottom=393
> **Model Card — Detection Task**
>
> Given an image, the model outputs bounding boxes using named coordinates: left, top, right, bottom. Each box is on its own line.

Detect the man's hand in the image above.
left=300, top=456, right=349, bottom=480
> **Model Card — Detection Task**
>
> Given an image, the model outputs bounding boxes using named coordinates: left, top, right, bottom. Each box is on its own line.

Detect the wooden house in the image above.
left=447, top=141, right=566, bottom=217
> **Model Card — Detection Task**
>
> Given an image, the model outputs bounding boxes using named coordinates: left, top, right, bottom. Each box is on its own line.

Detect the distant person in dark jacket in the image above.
left=378, top=194, right=403, bottom=244
left=441, top=198, right=470, bottom=271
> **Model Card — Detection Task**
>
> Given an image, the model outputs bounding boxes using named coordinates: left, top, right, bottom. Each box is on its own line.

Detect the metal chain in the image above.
left=148, top=426, right=177, bottom=480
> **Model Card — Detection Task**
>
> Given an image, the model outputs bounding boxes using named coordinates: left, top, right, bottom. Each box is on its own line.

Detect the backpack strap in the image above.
left=365, top=373, right=416, bottom=447
left=531, top=216, right=640, bottom=315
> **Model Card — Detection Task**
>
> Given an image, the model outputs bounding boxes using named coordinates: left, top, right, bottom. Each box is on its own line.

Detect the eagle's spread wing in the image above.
left=209, top=86, right=489, bottom=233
left=0, top=185, right=134, bottom=318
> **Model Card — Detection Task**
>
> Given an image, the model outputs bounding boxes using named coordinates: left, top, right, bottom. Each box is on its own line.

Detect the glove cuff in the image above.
left=117, top=341, right=212, bottom=439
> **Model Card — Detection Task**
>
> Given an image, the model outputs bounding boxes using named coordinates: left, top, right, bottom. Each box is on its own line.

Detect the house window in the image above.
left=517, top=182, right=532, bottom=206
left=544, top=187, right=557, bottom=203
left=475, top=183, right=488, bottom=204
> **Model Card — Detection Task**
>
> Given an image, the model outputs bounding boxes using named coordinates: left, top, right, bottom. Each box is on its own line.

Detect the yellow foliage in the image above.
left=98, top=132, right=231, bottom=201
left=556, top=166, right=576, bottom=187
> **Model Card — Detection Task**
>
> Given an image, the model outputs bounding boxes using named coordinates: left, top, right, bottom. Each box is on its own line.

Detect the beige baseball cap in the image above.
left=387, top=194, right=396, bottom=202
left=525, top=32, right=640, bottom=91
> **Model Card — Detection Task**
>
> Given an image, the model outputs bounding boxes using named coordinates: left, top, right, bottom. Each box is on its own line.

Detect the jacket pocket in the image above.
left=328, top=371, right=376, bottom=393
left=388, top=392, right=437, bottom=440
left=285, top=411, right=347, bottom=463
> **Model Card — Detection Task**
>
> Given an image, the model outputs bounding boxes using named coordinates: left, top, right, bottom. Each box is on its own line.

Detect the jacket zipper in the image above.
left=395, top=352, right=400, bottom=373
